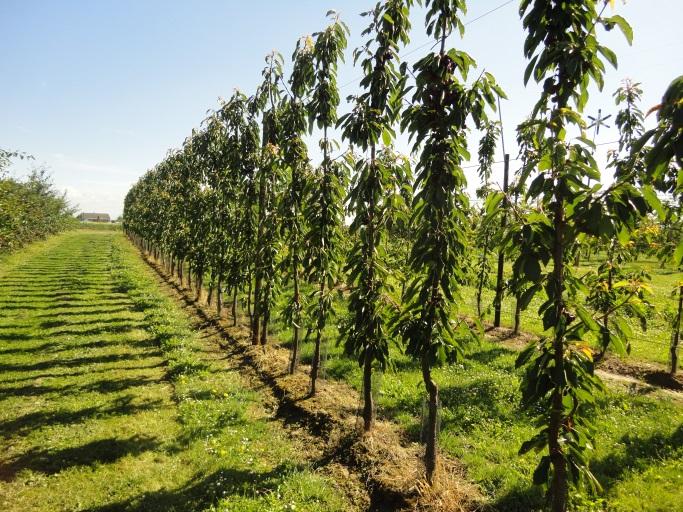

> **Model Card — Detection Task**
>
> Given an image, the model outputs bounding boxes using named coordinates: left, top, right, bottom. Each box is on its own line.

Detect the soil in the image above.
left=482, top=324, right=683, bottom=396
left=140, top=250, right=483, bottom=512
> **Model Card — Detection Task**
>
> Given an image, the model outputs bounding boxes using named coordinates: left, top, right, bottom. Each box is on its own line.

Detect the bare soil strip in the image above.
left=483, top=325, right=683, bottom=398
left=138, top=249, right=483, bottom=512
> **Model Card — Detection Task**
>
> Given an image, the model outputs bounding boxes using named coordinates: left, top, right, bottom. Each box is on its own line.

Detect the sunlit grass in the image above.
left=0, top=231, right=351, bottom=512
left=250, top=259, right=683, bottom=511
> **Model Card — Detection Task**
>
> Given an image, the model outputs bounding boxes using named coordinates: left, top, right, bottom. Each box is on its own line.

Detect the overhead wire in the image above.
left=338, top=0, right=515, bottom=90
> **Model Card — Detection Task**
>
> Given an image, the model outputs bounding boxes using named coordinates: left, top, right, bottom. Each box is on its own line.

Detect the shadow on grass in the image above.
left=39, top=316, right=141, bottom=330
left=80, top=463, right=304, bottom=512
left=0, top=352, right=155, bottom=373
left=35, top=306, right=136, bottom=318
left=0, top=395, right=163, bottom=437
left=0, top=375, right=161, bottom=400
left=0, top=435, right=161, bottom=482
left=467, top=345, right=515, bottom=365
left=0, top=323, right=145, bottom=341
left=490, top=484, right=545, bottom=512
left=591, top=424, right=683, bottom=491
left=0, top=300, right=133, bottom=311
left=0, top=362, right=165, bottom=385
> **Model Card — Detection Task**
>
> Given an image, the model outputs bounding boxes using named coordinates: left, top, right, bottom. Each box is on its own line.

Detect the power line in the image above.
left=460, top=139, right=621, bottom=170
left=339, top=0, right=515, bottom=90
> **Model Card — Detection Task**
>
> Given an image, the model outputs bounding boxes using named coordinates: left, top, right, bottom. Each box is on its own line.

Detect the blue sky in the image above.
left=1, top=0, right=681, bottom=217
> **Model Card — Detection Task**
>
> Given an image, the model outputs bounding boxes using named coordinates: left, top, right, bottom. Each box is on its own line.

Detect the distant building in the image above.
left=77, top=212, right=111, bottom=222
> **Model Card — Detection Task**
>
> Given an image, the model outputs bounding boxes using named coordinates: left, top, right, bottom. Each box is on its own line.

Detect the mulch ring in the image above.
left=142, top=252, right=484, bottom=512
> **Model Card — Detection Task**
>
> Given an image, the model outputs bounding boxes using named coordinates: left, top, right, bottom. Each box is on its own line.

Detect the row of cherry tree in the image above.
left=124, top=1, right=681, bottom=510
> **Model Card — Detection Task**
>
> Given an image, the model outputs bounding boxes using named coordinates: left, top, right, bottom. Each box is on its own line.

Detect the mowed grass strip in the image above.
left=260, top=281, right=683, bottom=510
left=0, top=230, right=351, bottom=512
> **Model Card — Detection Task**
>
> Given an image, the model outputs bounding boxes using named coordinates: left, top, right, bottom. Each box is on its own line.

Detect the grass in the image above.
left=0, top=230, right=352, bottom=512
left=251, top=268, right=683, bottom=511
left=7, top=228, right=678, bottom=511
left=456, top=256, right=681, bottom=366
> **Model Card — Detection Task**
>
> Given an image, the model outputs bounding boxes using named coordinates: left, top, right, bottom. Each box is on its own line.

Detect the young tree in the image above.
left=637, top=75, right=683, bottom=373
left=396, top=0, right=503, bottom=483
left=337, top=0, right=413, bottom=432
left=473, top=121, right=500, bottom=318
left=305, top=11, right=349, bottom=396
left=280, top=36, right=316, bottom=373
left=251, top=52, right=285, bottom=345
left=587, top=80, right=652, bottom=362
left=513, top=2, right=645, bottom=509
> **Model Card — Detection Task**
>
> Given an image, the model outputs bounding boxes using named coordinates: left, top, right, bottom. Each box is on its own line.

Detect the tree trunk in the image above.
left=671, top=284, right=682, bottom=376
left=549, top=193, right=568, bottom=512
left=290, top=324, right=300, bottom=375
left=252, top=168, right=267, bottom=345
left=597, top=251, right=615, bottom=362
left=362, top=349, right=374, bottom=432
left=216, top=274, right=222, bottom=316
left=421, top=354, right=438, bottom=483
left=513, top=295, right=521, bottom=335
left=310, top=328, right=322, bottom=396
left=247, top=276, right=253, bottom=324
left=310, top=280, right=325, bottom=396
left=289, top=259, right=301, bottom=374
left=232, top=286, right=238, bottom=326
left=195, top=266, right=203, bottom=302
left=476, top=229, right=490, bottom=318
left=207, top=270, right=216, bottom=306
left=260, top=309, right=269, bottom=345
left=252, top=279, right=261, bottom=344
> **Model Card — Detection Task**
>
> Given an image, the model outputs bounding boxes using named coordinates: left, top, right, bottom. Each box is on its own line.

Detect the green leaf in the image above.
left=674, top=238, right=683, bottom=267
left=524, top=55, right=538, bottom=85
left=523, top=257, right=542, bottom=281
left=603, top=15, right=633, bottom=45
left=597, top=45, right=618, bottom=69
left=381, top=128, right=392, bottom=146
left=485, top=191, right=504, bottom=215
left=617, top=226, right=630, bottom=245
left=642, top=185, right=664, bottom=220
left=575, top=304, right=600, bottom=332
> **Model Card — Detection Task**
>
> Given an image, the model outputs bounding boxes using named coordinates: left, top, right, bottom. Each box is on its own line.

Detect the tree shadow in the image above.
left=35, top=306, right=135, bottom=318
left=0, top=361, right=165, bottom=385
left=5, top=323, right=144, bottom=340
left=0, top=290, right=110, bottom=300
left=591, top=424, right=683, bottom=491
left=466, top=346, right=515, bottom=365
left=0, top=435, right=161, bottom=482
left=490, top=484, right=545, bottom=512
left=643, top=371, right=683, bottom=391
left=80, top=463, right=305, bottom=512
left=40, top=317, right=141, bottom=330
left=1, top=300, right=133, bottom=311
left=79, top=376, right=161, bottom=395
left=0, top=375, right=161, bottom=400
left=0, top=395, right=163, bottom=438
left=0, top=341, right=54, bottom=356
left=0, top=435, right=160, bottom=482
left=0, top=352, right=154, bottom=373
left=0, top=332, right=34, bottom=341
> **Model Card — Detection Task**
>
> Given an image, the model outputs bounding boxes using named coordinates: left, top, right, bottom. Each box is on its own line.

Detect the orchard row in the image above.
left=123, top=2, right=681, bottom=510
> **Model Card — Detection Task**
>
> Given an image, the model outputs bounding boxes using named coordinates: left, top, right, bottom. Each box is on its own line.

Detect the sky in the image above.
left=1, top=0, right=681, bottom=218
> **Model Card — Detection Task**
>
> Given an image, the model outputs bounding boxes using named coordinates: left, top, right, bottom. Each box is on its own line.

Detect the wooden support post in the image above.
left=493, top=154, right=509, bottom=328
